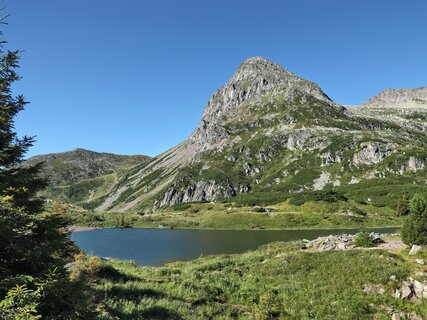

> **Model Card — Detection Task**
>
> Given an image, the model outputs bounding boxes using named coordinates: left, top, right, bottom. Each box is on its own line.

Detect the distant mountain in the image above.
left=24, top=149, right=151, bottom=207
left=86, top=57, right=426, bottom=213
left=362, top=86, right=427, bottom=108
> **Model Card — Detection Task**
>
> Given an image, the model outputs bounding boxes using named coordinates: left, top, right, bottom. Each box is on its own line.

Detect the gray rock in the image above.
left=160, top=179, right=238, bottom=207
left=353, top=142, right=395, bottom=165
left=407, top=156, right=425, bottom=172
left=312, top=172, right=331, bottom=191
left=306, top=234, right=356, bottom=251
left=391, top=313, right=401, bottom=320
left=409, top=245, right=422, bottom=255
left=400, top=282, right=413, bottom=300
left=391, top=312, right=423, bottom=320
left=413, top=280, right=424, bottom=298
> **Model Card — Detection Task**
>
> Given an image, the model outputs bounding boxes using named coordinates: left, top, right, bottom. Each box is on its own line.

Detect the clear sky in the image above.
left=4, top=0, right=427, bottom=158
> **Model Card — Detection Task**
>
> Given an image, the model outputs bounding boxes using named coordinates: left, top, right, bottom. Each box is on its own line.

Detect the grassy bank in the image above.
left=90, top=240, right=427, bottom=319
left=66, top=200, right=403, bottom=230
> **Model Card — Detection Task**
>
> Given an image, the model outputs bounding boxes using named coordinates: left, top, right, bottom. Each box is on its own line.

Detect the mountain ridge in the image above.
left=362, top=86, right=427, bottom=108
left=24, top=148, right=151, bottom=206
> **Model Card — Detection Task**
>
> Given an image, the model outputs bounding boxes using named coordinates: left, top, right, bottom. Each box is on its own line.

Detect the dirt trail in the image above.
left=377, top=239, right=405, bottom=252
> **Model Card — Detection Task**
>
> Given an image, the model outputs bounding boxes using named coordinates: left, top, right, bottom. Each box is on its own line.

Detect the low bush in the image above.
left=289, top=190, right=347, bottom=206
left=353, top=228, right=375, bottom=247
left=170, top=203, right=192, bottom=211
left=401, top=194, right=427, bottom=245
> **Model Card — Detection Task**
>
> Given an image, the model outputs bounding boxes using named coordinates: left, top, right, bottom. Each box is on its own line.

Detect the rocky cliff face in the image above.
left=34, top=57, right=427, bottom=213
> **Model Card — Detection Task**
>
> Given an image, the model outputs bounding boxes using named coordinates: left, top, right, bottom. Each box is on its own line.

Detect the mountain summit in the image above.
left=189, top=56, right=334, bottom=153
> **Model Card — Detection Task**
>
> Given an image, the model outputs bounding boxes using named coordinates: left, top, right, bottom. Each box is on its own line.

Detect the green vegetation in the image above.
left=91, top=241, right=426, bottom=319
left=401, top=194, right=427, bottom=245
left=395, top=194, right=409, bottom=216
left=65, top=199, right=403, bottom=230
left=338, top=177, right=427, bottom=208
left=353, top=228, right=375, bottom=247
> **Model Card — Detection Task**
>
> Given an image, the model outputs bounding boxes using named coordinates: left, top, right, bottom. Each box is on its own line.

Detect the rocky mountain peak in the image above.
left=363, top=86, right=427, bottom=108
left=188, top=56, right=333, bottom=153
left=235, top=56, right=288, bottom=76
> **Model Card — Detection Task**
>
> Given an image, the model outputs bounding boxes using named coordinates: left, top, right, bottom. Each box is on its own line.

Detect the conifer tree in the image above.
left=395, top=194, right=409, bottom=216
left=401, top=193, right=427, bottom=246
left=0, top=13, right=94, bottom=319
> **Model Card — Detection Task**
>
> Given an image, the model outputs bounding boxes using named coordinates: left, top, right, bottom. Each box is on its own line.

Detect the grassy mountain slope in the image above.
left=24, top=148, right=151, bottom=207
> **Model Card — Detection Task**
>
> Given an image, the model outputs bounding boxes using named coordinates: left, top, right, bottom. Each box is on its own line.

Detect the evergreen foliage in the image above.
left=401, top=193, right=427, bottom=245
left=0, top=14, right=95, bottom=319
left=395, top=194, right=409, bottom=216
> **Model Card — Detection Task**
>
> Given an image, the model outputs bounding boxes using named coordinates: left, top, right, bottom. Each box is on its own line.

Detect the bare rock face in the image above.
left=353, top=142, right=395, bottom=165
left=160, top=180, right=238, bottom=206
left=406, top=157, right=426, bottom=173
left=363, top=86, right=427, bottom=108
left=320, top=151, right=342, bottom=166
left=313, top=172, right=331, bottom=190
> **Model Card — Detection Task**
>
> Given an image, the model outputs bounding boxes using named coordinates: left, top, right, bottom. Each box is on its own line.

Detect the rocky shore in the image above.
left=67, top=226, right=98, bottom=232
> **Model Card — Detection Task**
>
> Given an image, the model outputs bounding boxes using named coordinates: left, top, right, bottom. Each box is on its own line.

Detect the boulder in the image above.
left=409, top=245, right=422, bottom=255
left=400, top=281, right=413, bottom=300
left=415, top=259, right=425, bottom=265
left=413, top=280, right=424, bottom=298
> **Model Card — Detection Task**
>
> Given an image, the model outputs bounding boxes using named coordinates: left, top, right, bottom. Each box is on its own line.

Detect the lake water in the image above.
left=71, top=227, right=398, bottom=266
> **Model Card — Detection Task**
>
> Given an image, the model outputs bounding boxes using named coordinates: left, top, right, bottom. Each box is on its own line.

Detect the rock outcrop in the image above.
left=353, top=142, right=396, bottom=165
left=303, top=233, right=382, bottom=252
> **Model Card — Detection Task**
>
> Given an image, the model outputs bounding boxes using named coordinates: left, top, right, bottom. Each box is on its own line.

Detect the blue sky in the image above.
left=5, top=0, right=427, bottom=158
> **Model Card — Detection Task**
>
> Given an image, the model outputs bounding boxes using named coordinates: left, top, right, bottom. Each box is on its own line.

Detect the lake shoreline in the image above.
left=68, top=224, right=401, bottom=232
left=68, top=226, right=99, bottom=232
left=71, top=226, right=400, bottom=266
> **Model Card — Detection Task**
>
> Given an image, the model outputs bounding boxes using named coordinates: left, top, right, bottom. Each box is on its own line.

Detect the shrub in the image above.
left=170, top=203, right=192, bottom=211
left=0, top=285, right=41, bottom=320
left=69, top=254, right=101, bottom=284
left=289, top=190, right=347, bottom=206
left=401, top=194, right=427, bottom=245
left=395, top=195, right=409, bottom=216
left=409, top=193, right=427, bottom=215
left=353, top=228, right=375, bottom=248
